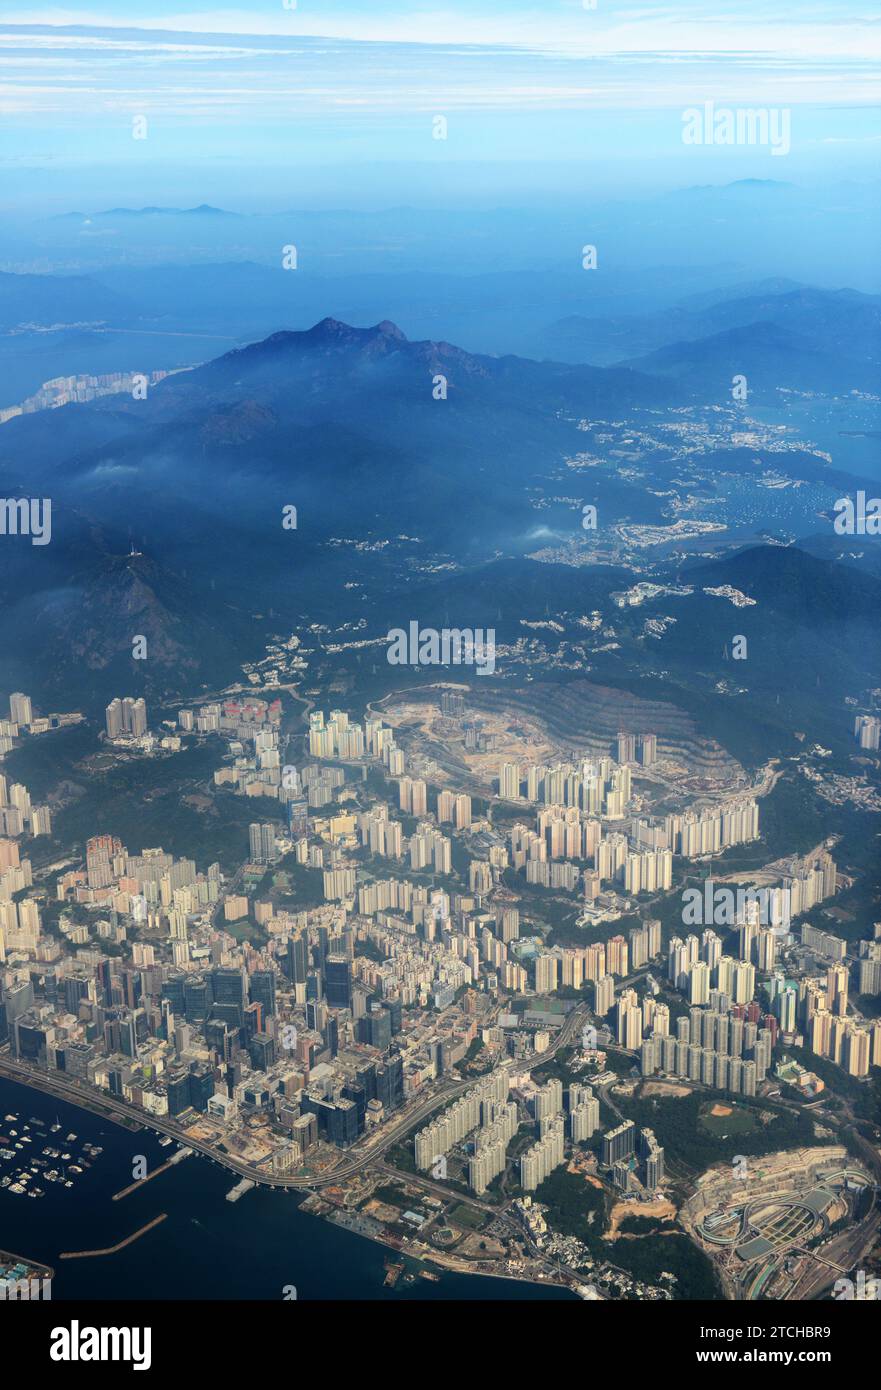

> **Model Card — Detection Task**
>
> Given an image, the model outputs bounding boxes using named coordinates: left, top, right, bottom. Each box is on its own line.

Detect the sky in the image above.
left=2, top=0, right=880, bottom=54
left=0, top=2, right=878, bottom=210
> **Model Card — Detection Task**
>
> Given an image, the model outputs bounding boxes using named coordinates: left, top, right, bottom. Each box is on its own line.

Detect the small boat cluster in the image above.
left=0, top=1112, right=104, bottom=1198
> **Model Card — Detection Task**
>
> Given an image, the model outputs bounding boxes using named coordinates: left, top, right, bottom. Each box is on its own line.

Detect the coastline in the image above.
left=0, top=1063, right=579, bottom=1299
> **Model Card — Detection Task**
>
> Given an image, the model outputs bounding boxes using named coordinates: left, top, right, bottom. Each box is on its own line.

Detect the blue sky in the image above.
left=0, top=2, right=878, bottom=209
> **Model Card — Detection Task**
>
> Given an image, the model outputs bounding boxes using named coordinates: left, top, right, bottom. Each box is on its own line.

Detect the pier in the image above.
left=226, top=1177, right=255, bottom=1203
left=59, top=1213, right=167, bottom=1259
left=112, top=1147, right=192, bottom=1200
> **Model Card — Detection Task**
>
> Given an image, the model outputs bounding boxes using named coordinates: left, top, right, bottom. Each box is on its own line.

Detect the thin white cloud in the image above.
left=0, top=11, right=877, bottom=121
left=2, top=6, right=880, bottom=58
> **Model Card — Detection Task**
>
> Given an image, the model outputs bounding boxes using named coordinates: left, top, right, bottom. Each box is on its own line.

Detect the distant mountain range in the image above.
left=0, top=270, right=135, bottom=332
left=0, top=317, right=671, bottom=703
left=621, top=320, right=873, bottom=400
left=541, top=285, right=881, bottom=397
left=54, top=205, right=238, bottom=221
left=28, top=315, right=674, bottom=542
left=4, top=263, right=876, bottom=409
left=0, top=315, right=875, bottom=719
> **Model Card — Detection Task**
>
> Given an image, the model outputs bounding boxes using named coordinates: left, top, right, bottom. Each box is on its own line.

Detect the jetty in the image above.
left=60, top=1214, right=167, bottom=1259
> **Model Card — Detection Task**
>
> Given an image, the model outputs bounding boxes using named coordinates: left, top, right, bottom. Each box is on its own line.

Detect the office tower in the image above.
left=305, top=999, right=328, bottom=1038
left=325, top=955, right=352, bottom=1009
left=211, top=967, right=247, bottom=1027
left=4, top=980, right=35, bottom=1027
left=286, top=933, right=308, bottom=986
left=250, top=970, right=277, bottom=1017
left=363, top=1006, right=391, bottom=1051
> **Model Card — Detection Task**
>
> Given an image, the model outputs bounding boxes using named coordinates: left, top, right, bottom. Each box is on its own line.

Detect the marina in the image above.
left=0, top=1109, right=105, bottom=1200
